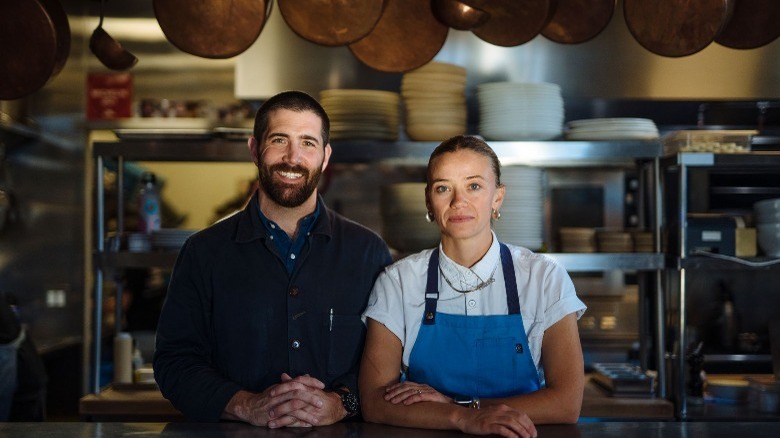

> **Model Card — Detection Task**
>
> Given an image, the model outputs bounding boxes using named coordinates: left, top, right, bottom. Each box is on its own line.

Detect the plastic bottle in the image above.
left=137, top=172, right=161, bottom=233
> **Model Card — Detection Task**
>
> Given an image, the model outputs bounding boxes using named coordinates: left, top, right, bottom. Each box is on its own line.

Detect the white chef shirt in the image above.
left=362, top=232, right=586, bottom=385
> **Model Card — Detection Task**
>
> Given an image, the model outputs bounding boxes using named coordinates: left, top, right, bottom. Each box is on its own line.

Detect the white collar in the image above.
left=438, top=232, right=501, bottom=293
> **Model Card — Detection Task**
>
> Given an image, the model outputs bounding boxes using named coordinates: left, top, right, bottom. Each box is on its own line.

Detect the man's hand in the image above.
left=223, top=373, right=347, bottom=428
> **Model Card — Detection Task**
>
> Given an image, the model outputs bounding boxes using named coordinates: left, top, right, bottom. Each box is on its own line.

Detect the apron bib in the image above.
left=407, top=243, right=541, bottom=398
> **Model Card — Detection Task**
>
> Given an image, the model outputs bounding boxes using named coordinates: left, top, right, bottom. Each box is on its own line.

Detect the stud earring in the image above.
left=492, top=208, right=501, bottom=220
left=425, top=212, right=434, bottom=223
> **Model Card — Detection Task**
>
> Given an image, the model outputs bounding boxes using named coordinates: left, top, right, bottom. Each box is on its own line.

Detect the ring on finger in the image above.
left=417, top=389, right=422, bottom=394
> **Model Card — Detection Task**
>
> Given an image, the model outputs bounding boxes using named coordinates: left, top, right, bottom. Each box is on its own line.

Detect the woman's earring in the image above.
left=492, top=208, right=501, bottom=220
left=425, top=212, right=434, bottom=223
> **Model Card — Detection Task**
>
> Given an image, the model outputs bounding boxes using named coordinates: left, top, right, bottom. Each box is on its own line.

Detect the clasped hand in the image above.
left=229, top=373, right=343, bottom=428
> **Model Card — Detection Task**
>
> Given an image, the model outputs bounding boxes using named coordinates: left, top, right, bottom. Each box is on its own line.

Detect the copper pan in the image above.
left=541, top=0, right=615, bottom=44
left=278, top=0, right=384, bottom=46
left=715, top=0, right=780, bottom=50
left=624, top=0, right=734, bottom=57
left=154, top=0, right=272, bottom=59
left=0, top=0, right=69, bottom=100
left=349, top=0, right=448, bottom=73
left=467, top=0, right=557, bottom=47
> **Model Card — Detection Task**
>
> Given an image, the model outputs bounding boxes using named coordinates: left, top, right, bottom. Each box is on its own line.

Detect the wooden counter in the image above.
left=78, top=376, right=674, bottom=422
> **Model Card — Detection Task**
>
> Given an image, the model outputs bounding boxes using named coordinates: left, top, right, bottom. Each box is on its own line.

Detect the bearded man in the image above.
left=154, top=91, right=392, bottom=427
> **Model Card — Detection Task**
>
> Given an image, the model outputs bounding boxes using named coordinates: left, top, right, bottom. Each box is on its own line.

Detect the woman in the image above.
left=360, top=135, right=586, bottom=437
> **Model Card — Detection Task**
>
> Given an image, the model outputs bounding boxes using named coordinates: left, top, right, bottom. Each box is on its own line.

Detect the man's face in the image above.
left=254, top=109, right=331, bottom=208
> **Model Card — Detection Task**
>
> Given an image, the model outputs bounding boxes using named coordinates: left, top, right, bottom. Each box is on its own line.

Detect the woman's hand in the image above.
left=384, top=381, right=453, bottom=405
left=453, top=404, right=537, bottom=438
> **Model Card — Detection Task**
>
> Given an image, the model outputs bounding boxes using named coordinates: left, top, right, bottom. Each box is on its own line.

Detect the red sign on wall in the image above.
left=86, top=72, right=133, bottom=120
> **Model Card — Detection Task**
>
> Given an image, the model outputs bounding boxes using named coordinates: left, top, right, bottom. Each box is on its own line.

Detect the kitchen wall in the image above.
left=2, top=0, right=780, bottom=398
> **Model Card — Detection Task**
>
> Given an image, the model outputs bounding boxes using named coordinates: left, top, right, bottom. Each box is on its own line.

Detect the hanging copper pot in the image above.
left=90, top=0, right=138, bottom=71
left=278, top=0, right=385, bottom=46
left=715, top=0, right=780, bottom=50
left=541, top=0, right=615, bottom=44
left=624, top=0, right=734, bottom=57
left=154, top=0, right=272, bottom=59
left=0, top=0, right=70, bottom=100
left=467, top=0, right=557, bottom=47
left=348, top=0, right=449, bottom=73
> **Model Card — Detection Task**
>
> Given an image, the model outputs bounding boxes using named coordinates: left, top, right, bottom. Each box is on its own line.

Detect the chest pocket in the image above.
left=325, top=314, right=366, bottom=377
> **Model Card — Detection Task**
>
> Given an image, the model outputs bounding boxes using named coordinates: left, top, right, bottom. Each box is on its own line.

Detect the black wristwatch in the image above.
left=332, top=386, right=359, bottom=418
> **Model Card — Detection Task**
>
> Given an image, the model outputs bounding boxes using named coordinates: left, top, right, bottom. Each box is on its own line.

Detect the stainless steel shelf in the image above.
left=94, top=251, right=664, bottom=272
left=93, top=139, right=663, bottom=165
left=661, top=151, right=780, bottom=168
left=545, top=253, right=664, bottom=272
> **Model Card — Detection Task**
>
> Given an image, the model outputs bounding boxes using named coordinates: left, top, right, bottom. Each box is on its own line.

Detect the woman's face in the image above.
left=426, top=149, right=504, bottom=243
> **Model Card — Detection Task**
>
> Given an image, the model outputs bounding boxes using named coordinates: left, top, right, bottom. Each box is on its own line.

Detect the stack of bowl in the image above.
left=401, top=62, right=468, bottom=141
left=319, top=89, right=400, bottom=140
left=476, top=81, right=564, bottom=140
left=559, top=227, right=596, bottom=253
left=380, top=183, right=440, bottom=253
left=630, top=230, right=654, bottom=253
left=596, top=229, right=633, bottom=253
left=754, top=198, right=780, bottom=257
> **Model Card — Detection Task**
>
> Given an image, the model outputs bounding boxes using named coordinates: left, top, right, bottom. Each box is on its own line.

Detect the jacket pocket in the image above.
left=326, top=314, right=366, bottom=377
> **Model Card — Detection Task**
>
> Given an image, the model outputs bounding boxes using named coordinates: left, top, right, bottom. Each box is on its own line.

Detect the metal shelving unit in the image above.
left=87, top=136, right=665, bottom=394
left=660, top=151, right=780, bottom=419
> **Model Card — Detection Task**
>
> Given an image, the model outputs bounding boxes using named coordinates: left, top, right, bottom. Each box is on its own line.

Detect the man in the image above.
left=154, top=91, right=392, bottom=428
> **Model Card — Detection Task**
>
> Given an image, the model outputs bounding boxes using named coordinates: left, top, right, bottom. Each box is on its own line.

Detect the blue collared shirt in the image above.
left=257, top=202, right=320, bottom=274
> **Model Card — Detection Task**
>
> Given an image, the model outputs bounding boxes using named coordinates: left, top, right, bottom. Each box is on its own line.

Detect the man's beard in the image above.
left=259, top=162, right=322, bottom=208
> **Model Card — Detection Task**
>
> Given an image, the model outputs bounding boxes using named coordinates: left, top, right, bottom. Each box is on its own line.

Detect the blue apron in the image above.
left=407, top=243, right=541, bottom=398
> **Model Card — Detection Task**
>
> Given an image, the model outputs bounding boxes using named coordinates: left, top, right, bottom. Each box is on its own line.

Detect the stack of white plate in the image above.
left=564, top=118, right=659, bottom=140
left=493, top=166, right=545, bottom=250
left=319, top=89, right=400, bottom=141
left=401, top=62, right=468, bottom=141
left=150, top=229, right=197, bottom=250
left=476, top=82, right=564, bottom=141
left=380, top=183, right=440, bottom=253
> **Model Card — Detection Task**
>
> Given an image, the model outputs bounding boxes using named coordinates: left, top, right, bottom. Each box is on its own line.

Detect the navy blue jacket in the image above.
left=153, top=193, right=392, bottom=421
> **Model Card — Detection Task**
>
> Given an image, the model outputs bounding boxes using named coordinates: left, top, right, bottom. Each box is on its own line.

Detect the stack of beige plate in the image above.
left=380, top=183, right=440, bottom=252
left=596, top=229, right=633, bottom=253
left=559, top=227, right=596, bottom=253
left=493, top=166, right=545, bottom=250
left=476, top=82, right=564, bottom=140
left=631, top=230, right=654, bottom=253
left=319, top=89, right=400, bottom=141
left=401, top=62, right=468, bottom=141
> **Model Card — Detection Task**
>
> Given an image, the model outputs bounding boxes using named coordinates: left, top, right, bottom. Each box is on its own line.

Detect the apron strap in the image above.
left=500, top=243, right=520, bottom=315
left=423, top=248, right=440, bottom=325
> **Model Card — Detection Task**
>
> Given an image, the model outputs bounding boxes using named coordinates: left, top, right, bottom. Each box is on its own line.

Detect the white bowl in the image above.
left=757, top=222, right=780, bottom=257
left=756, top=211, right=780, bottom=224
left=754, top=198, right=780, bottom=216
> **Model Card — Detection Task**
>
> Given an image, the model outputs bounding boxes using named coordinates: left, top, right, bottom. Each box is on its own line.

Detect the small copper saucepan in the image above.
left=90, top=0, right=138, bottom=71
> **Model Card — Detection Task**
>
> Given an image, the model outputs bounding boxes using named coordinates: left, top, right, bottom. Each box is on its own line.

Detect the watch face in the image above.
left=340, top=391, right=359, bottom=416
